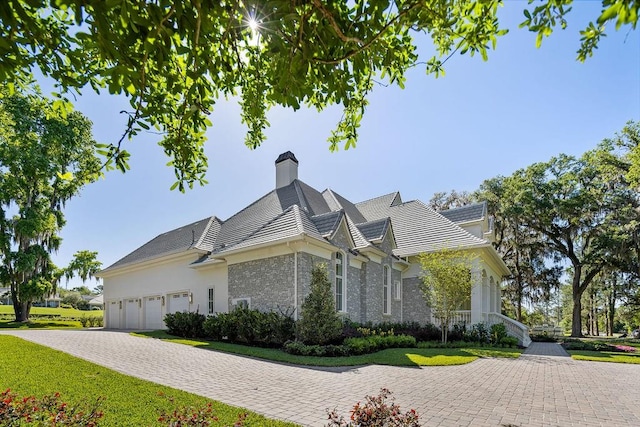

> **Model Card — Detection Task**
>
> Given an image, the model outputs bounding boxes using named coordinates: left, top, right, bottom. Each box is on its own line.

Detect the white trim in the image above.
left=383, top=265, right=391, bottom=315
left=335, top=251, right=346, bottom=312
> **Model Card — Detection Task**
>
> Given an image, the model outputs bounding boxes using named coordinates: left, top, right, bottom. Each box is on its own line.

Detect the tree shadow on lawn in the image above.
left=0, top=320, right=80, bottom=329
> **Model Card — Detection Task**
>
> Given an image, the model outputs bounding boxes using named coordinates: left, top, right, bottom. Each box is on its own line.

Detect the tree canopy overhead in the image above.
left=1, top=1, right=636, bottom=190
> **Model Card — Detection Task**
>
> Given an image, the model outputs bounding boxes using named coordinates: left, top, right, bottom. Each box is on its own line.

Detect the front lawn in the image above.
left=0, top=319, right=82, bottom=328
left=567, top=350, right=640, bottom=364
left=0, top=305, right=103, bottom=319
left=133, top=331, right=523, bottom=367
left=0, top=335, right=297, bottom=426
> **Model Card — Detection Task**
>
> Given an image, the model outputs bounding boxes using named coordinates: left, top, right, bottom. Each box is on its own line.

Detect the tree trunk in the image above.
left=607, top=277, right=617, bottom=336
left=13, top=300, right=31, bottom=322
left=571, top=270, right=584, bottom=337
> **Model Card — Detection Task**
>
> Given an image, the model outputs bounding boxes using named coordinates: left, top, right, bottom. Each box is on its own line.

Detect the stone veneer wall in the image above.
left=402, top=276, right=431, bottom=323
left=295, top=252, right=331, bottom=317
left=228, top=254, right=295, bottom=312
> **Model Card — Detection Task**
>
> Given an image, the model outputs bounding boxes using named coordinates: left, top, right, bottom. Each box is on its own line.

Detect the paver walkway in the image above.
left=2, top=330, right=639, bottom=427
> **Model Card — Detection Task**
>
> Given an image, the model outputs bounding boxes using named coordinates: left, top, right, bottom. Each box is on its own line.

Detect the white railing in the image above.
left=488, top=313, right=531, bottom=347
left=430, top=310, right=471, bottom=328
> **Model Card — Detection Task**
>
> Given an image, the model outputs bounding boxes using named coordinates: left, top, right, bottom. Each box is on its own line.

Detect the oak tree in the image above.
left=0, top=1, right=636, bottom=190
left=0, top=90, right=101, bottom=321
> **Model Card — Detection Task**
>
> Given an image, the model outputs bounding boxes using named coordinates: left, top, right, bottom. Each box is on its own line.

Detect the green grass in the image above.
left=133, top=331, right=523, bottom=367
left=0, top=305, right=103, bottom=318
left=0, top=319, right=82, bottom=328
left=567, top=350, right=640, bottom=364
left=0, top=335, right=297, bottom=426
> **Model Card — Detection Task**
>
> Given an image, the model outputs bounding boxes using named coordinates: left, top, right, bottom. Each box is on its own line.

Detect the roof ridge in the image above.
left=355, top=191, right=400, bottom=206
left=192, top=216, right=220, bottom=250
left=345, top=213, right=372, bottom=249
left=292, top=180, right=311, bottom=214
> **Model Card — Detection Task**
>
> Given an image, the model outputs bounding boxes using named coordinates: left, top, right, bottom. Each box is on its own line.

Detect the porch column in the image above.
left=471, top=267, right=485, bottom=324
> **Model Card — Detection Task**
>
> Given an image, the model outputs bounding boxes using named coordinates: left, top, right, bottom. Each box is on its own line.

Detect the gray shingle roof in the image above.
left=355, top=191, right=402, bottom=221
left=322, top=189, right=367, bottom=224
left=214, top=180, right=331, bottom=252
left=311, top=211, right=344, bottom=236
left=105, top=161, right=494, bottom=271
left=356, top=218, right=390, bottom=242
left=104, top=216, right=221, bottom=270
left=216, top=205, right=326, bottom=254
left=439, top=201, right=487, bottom=224
left=356, top=198, right=488, bottom=257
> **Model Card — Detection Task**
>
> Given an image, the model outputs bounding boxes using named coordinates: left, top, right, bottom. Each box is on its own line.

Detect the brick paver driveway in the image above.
left=3, top=329, right=639, bottom=426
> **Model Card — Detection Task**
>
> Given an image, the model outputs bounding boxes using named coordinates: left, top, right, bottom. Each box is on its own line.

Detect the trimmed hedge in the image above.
left=203, top=307, right=295, bottom=347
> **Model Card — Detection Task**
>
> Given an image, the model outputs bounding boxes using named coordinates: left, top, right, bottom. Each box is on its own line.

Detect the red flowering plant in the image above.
left=613, top=345, right=637, bottom=353
left=326, top=388, right=420, bottom=427
left=0, top=389, right=104, bottom=426
left=156, top=396, right=246, bottom=427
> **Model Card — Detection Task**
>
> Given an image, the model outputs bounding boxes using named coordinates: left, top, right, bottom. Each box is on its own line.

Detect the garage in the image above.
left=125, top=298, right=140, bottom=329
left=107, top=300, right=120, bottom=329
left=168, top=292, right=190, bottom=314
left=144, top=296, right=164, bottom=330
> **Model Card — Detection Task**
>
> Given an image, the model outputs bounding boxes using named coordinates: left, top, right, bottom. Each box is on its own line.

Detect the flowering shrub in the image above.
left=613, top=345, right=637, bottom=353
left=157, top=398, right=246, bottom=426
left=0, top=389, right=104, bottom=426
left=326, top=388, right=420, bottom=427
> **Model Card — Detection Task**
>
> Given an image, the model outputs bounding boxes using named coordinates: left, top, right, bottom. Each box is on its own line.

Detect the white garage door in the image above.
left=168, top=292, right=190, bottom=314
left=125, top=299, right=140, bottom=329
left=107, top=300, right=120, bottom=329
left=144, top=296, right=164, bottom=330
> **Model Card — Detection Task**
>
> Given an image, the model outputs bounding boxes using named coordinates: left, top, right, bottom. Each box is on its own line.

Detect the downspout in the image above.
left=294, top=251, right=298, bottom=320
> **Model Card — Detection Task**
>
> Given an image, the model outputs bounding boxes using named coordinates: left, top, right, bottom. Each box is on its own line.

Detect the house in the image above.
left=98, top=152, right=530, bottom=345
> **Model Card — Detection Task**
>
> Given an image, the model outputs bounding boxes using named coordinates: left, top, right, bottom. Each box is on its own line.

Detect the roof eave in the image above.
left=97, top=248, right=209, bottom=278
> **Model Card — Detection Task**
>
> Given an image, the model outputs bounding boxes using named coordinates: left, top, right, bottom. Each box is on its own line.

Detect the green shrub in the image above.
left=464, top=323, right=490, bottom=343
left=490, top=323, right=507, bottom=345
left=344, top=334, right=417, bottom=355
left=343, top=321, right=442, bottom=343
left=203, top=307, right=295, bottom=346
left=499, top=336, right=519, bottom=347
left=296, top=265, right=342, bottom=345
left=283, top=341, right=350, bottom=357
left=530, top=332, right=557, bottom=342
left=88, top=316, right=103, bottom=327
left=164, top=311, right=205, bottom=338
left=79, top=315, right=90, bottom=328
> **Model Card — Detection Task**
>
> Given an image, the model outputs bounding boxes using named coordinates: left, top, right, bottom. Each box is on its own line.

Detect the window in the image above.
left=393, top=280, right=401, bottom=301
left=208, top=288, right=215, bottom=314
left=335, top=252, right=345, bottom=312
left=232, top=298, right=250, bottom=309
left=383, top=265, right=390, bottom=315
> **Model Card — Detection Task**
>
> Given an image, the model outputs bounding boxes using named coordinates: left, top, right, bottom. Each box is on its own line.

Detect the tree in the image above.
left=0, top=1, right=636, bottom=190
left=0, top=90, right=101, bottom=322
left=65, top=250, right=102, bottom=285
left=428, top=190, right=473, bottom=211
left=296, top=264, right=343, bottom=345
left=477, top=177, right=562, bottom=322
left=500, top=141, right=639, bottom=337
left=419, top=248, right=477, bottom=343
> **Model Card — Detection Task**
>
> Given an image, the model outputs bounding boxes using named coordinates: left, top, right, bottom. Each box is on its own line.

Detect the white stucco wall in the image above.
left=101, top=254, right=228, bottom=329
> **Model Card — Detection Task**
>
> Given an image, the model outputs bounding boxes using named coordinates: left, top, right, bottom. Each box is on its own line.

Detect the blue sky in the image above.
left=49, top=3, right=639, bottom=290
